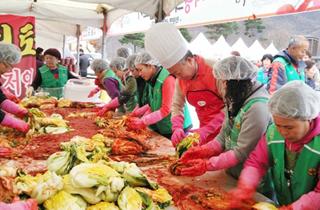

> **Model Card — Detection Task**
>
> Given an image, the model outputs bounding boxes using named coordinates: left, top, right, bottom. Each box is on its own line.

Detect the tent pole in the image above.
left=156, top=0, right=163, bottom=22
left=101, top=9, right=107, bottom=59
left=62, top=35, right=66, bottom=58
left=76, top=24, right=81, bottom=74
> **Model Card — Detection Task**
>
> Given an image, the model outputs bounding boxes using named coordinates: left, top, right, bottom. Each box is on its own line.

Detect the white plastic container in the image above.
left=63, top=79, right=101, bottom=103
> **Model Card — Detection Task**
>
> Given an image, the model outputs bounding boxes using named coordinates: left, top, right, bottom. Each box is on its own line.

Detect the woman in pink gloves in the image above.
left=230, top=81, right=320, bottom=210
left=0, top=199, right=37, bottom=210
left=0, top=43, right=29, bottom=133
left=178, top=56, right=271, bottom=179
left=128, top=52, right=192, bottom=139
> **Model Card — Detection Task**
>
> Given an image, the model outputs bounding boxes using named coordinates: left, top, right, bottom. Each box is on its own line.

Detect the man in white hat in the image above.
left=145, top=22, right=224, bottom=147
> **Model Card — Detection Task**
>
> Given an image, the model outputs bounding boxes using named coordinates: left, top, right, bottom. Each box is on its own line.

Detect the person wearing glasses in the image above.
left=0, top=42, right=29, bottom=133
left=128, top=52, right=192, bottom=139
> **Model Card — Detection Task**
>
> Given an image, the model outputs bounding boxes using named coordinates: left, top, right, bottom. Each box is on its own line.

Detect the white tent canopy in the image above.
left=265, top=42, right=279, bottom=55
left=211, top=35, right=232, bottom=59
left=231, top=38, right=249, bottom=57
left=247, top=40, right=266, bottom=61
left=189, top=33, right=214, bottom=59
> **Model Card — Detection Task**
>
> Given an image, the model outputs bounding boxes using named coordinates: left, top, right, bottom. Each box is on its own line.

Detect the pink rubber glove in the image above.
left=97, top=97, right=120, bottom=116
left=141, top=110, right=163, bottom=125
left=171, top=115, right=187, bottom=147
left=0, top=199, right=38, bottom=210
left=1, top=114, right=29, bottom=133
left=206, top=150, right=239, bottom=171
left=290, top=189, right=320, bottom=210
left=1, top=99, right=27, bottom=118
left=129, top=104, right=151, bottom=118
left=127, top=117, right=147, bottom=130
left=180, top=159, right=210, bottom=176
left=228, top=166, right=262, bottom=208
left=179, top=140, right=223, bottom=162
left=0, top=147, right=12, bottom=157
left=88, top=87, right=100, bottom=98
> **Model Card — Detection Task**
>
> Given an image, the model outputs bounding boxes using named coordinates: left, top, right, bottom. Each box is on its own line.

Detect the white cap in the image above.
left=268, top=81, right=320, bottom=120
left=145, top=22, right=188, bottom=69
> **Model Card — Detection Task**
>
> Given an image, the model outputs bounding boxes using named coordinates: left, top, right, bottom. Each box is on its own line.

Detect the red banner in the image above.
left=0, top=14, right=36, bottom=98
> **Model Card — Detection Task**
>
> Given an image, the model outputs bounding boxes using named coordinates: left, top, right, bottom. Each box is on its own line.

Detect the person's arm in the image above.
left=290, top=175, right=320, bottom=210
left=207, top=101, right=270, bottom=170
left=103, top=78, right=121, bottom=99
left=141, top=75, right=175, bottom=125
left=171, top=80, right=186, bottom=117
left=267, top=61, right=287, bottom=94
left=119, top=76, right=137, bottom=105
left=31, top=69, right=42, bottom=90
left=67, top=70, right=80, bottom=79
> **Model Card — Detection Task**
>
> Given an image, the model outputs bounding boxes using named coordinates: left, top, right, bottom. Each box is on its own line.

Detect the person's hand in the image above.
left=0, top=147, right=12, bottom=158
left=171, top=128, right=186, bottom=147
left=0, top=99, right=28, bottom=118
left=127, top=117, right=147, bottom=130
left=0, top=198, right=38, bottom=210
left=179, top=143, right=217, bottom=162
left=179, top=159, right=209, bottom=176
left=1, top=114, right=30, bottom=133
left=228, top=184, right=255, bottom=208
left=1, top=88, right=19, bottom=103
left=129, top=104, right=151, bottom=118
left=97, top=104, right=110, bottom=116
left=88, top=87, right=100, bottom=98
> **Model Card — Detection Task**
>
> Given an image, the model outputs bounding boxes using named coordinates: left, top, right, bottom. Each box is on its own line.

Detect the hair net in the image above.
left=213, top=56, right=257, bottom=80
left=268, top=81, right=320, bottom=120
left=90, top=59, right=109, bottom=73
left=116, top=47, right=130, bottom=58
left=109, top=57, right=126, bottom=71
left=126, top=54, right=137, bottom=69
left=134, top=52, right=159, bottom=66
left=0, top=42, right=21, bottom=65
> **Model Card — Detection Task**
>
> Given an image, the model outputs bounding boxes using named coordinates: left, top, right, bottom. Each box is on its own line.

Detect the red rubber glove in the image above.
left=1, top=99, right=27, bottom=118
left=0, top=147, right=12, bottom=158
left=1, top=114, right=29, bottom=133
left=228, top=184, right=256, bottom=208
left=180, top=159, right=210, bottom=176
left=179, top=140, right=223, bottom=162
left=88, top=87, right=100, bottom=98
left=0, top=199, right=38, bottom=210
left=127, top=117, right=147, bottom=130
left=279, top=205, right=293, bottom=210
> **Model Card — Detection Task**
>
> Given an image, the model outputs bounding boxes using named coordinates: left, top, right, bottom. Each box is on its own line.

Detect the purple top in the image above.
left=103, top=77, right=121, bottom=99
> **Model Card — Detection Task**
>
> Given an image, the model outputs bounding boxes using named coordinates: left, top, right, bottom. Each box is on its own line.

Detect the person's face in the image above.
left=115, top=70, right=124, bottom=79
left=289, top=42, right=309, bottom=61
left=95, top=70, right=104, bottom=79
left=0, top=61, right=13, bottom=75
left=135, top=64, right=154, bottom=81
left=306, top=65, right=316, bottom=79
left=129, top=67, right=140, bottom=78
left=167, top=57, right=197, bottom=80
left=44, top=54, right=59, bottom=69
left=262, top=58, right=272, bottom=68
left=273, top=114, right=310, bottom=142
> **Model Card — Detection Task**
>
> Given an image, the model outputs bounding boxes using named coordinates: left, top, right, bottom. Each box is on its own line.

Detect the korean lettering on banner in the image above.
left=184, top=0, right=202, bottom=14
left=0, top=15, right=36, bottom=98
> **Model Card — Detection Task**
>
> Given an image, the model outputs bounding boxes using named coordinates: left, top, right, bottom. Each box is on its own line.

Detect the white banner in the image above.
left=108, top=0, right=320, bottom=36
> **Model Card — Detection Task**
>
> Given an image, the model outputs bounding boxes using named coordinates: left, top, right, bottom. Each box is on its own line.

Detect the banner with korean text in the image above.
left=0, top=14, right=36, bottom=98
